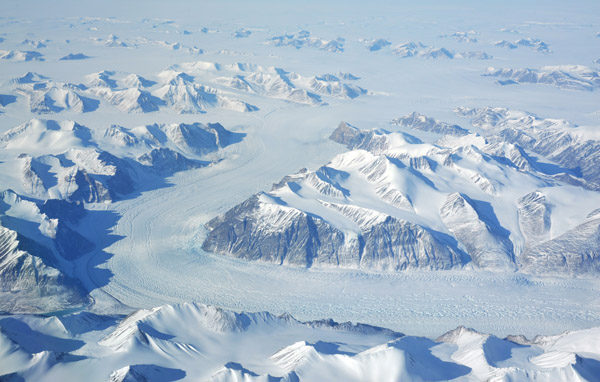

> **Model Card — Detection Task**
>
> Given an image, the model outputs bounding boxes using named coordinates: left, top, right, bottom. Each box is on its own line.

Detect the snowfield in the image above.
left=1, top=0, right=600, bottom=380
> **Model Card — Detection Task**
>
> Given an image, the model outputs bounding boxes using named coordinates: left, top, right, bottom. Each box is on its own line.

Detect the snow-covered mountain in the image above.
left=267, top=30, right=344, bottom=52
left=0, top=119, right=240, bottom=202
left=391, top=112, right=470, bottom=136
left=392, top=42, right=453, bottom=58
left=0, top=190, right=90, bottom=313
left=232, top=28, right=251, bottom=38
left=150, top=69, right=256, bottom=113
left=1, top=119, right=94, bottom=152
left=485, top=65, right=600, bottom=90
left=11, top=72, right=48, bottom=84
left=391, top=42, right=491, bottom=60
left=494, top=37, right=551, bottom=52
left=494, top=40, right=518, bottom=49
left=15, top=82, right=99, bottom=113
left=514, top=37, right=552, bottom=52
left=203, top=114, right=600, bottom=274
left=361, top=38, right=391, bottom=51
left=20, top=39, right=47, bottom=49
left=1, top=302, right=599, bottom=382
left=440, top=31, right=478, bottom=43
left=176, top=60, right=368, bottom=104
left=18, top=149, right=136, bottom=203
left=97, top=34, right=129, bottom=48
left=455, top=107, right=600, bottom=187
left=91, top=87, right=161, bottom=113
left=0, top=50, right=44, bottom=61
left=77, top=69, right=258, bottom=114
left=59, top=53, right=90, bottom=61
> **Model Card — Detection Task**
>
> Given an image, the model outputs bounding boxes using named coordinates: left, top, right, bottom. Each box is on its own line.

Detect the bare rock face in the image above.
left=138, top=148, right=205, bottom=175
left=517, top=191, right=552, bottom=243
left=328, top=121, right=369, bottom=148
left=330, top=121, right=422, bottom=154
left=203, top=193, right=465, bottom=271
left=359, top=215, right=466, bottom=270
left=203, top=193, right=349, bottom=267
left=391, top=112, right=470, bottom=136
left=161, top=122, right=233, bottom=156
left=521, top=218, right=600, bottom=274
left=440, top=193, right=515, bottom=270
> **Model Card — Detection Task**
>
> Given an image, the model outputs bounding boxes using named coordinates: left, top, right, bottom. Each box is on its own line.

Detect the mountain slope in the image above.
left=203, top=119, right=600, bottom=273
left=0, top=191, right=89, bottom=313
left=2, top=303, right=599, bottom=382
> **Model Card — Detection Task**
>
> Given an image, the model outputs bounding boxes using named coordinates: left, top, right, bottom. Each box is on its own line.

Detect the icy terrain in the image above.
left=2, top=303, right=600, bottom=382
left=1, top=0, right=600, bottom=380
left=204, top=116, right=600, bottom=273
